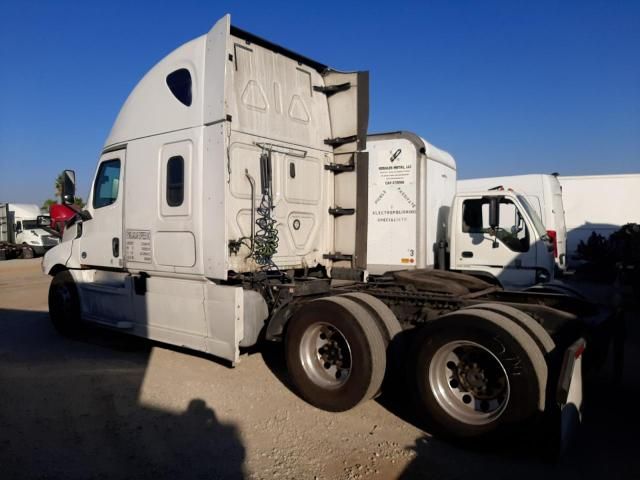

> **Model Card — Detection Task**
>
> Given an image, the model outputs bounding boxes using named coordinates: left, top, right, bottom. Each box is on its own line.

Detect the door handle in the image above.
left=461, top=251, right=473, bottom=258
left=112, top=238, right=120, bottom=258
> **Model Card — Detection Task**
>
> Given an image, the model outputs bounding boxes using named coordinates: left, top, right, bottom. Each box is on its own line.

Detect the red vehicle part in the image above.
left=49, top=204, right=78, bottom=236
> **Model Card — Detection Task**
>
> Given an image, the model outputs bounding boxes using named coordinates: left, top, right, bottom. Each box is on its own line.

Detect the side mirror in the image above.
left=488, top=197, right=500, bottom=229
left=62, top=170, right=76, bottom=205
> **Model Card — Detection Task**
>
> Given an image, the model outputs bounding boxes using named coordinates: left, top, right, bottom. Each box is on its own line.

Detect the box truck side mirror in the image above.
left=488, top=197, right=500, bottom=229
left=62, top=170, right=76, bottom=205
left=487, top=196, right=501, bottom=248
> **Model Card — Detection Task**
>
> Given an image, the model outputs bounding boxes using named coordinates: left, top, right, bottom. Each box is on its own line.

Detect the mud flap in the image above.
left=557, top=338, right=585, bottom=454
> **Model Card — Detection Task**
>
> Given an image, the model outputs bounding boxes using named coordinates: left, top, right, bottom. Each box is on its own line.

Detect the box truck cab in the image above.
left=8, top=203, right=59, bottom=255
left=458, top=174, right=567, bottom=271
left=367, top=133, right=555, bottom=289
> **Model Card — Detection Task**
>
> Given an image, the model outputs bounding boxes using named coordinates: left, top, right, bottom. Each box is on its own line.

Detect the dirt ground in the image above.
left=0, top=258, right=638, bottom=479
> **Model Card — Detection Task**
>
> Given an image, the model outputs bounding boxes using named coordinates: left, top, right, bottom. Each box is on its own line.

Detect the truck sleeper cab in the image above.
left=44, top=16, right=607, bottom=443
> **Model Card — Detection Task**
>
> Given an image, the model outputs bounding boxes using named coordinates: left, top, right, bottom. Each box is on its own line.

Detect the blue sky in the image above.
left=1, top=0, right=638, bottom=205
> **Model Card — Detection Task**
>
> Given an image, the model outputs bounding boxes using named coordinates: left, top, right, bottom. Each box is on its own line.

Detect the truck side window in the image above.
left=166, top=156, right=184, bottom=207
left=93, top=159, right=121, bottom=209
left=166, top=69, right=192, bottom=107
left=461, top=198, right=529, bottom=252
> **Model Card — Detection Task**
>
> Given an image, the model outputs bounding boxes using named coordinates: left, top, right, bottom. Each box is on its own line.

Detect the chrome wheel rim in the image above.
left=429, top=340, right=510, bottom=425
left=299, top=322, right=352, bottom=389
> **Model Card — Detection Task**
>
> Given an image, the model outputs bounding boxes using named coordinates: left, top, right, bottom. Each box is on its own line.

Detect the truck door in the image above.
left=80, top=150, right=126, bottom=269
left=453, top=195, right=537, bottom=288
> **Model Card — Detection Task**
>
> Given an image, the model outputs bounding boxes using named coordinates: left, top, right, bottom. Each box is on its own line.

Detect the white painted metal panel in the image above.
left=226, top=35, right=332, bottom=154
left=225, top=131, right=330, bottom=272
left=366, top=133, right=457, bottom=273
left=154, top=232, right=196, bottom=267
left=132, top=276, right=208, bottom=352
left=559, top=174, right=640, bottom=261
left=424, top=157, right=456, bottom=266
left=204, top=283, right=243, bottom=363
left=367, top=138, right=418, bottom=271
left=105, top=38, right=206, bottom=148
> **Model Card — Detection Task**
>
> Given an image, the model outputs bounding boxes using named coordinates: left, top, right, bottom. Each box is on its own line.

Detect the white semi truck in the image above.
left=0, top=203, right=60, bottom=257
left=44, top=15, right=609, bottom=441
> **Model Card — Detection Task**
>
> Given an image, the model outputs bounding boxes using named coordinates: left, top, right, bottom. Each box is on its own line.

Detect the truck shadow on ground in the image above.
left=0, top=308, right=246, bottom=480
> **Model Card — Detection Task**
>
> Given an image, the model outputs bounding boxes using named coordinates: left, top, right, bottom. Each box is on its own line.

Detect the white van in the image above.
left=458, top=174, right=567, bottom=271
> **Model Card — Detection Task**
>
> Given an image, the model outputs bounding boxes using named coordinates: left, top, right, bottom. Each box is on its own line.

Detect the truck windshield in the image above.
left=516, top=195, right=547, bottom=238
left=21, top=220, right=39, bottom=229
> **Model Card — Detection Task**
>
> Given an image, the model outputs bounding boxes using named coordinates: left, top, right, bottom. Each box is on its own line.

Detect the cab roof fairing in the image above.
left=103, top=14, right=340, bottom=150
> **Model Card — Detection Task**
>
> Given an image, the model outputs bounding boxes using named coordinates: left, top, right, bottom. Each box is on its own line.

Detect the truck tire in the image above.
left=21, top=244, right=34, bottom=259
left=338, top=293, right=402, bottom=345
left=411, top=309, right=544, bottom=439
left=49, top=270, right=82, bottom=337
left=463, top=303, right=555, bottom=354
left=339, top=292, right=404, bottom=391
left=286, top=296, right=387, bottom=412
left=524, top=283, right=586, bottom=300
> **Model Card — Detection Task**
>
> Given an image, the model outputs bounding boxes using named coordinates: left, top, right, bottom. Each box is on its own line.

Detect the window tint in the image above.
left=166, top=69, right=192, bottom=106
left=166, top=156, right=184, bottom=207
left=462, top=198, right=529, bottom=253
left=22, top=220, right=38, bottom=229
left=93, top=159, right=121, bottom=209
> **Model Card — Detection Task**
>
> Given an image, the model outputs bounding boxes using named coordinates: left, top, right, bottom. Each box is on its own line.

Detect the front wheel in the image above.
left=285, top=296, right=387, bottom=412
left=411, top=313, right=542, bottom=439
left=49, top=270, right=82, bottom=337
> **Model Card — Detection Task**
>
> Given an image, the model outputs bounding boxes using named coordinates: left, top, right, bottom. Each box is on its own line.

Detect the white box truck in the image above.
left=43, top=15, right=608, bottom=441
left=558, top=174, right=640, bottom=265
left=367, top=134, right=556, bottom=289
left=458, top=174, right=568, bottom=271
left=0, top=203, right=60, bottom=256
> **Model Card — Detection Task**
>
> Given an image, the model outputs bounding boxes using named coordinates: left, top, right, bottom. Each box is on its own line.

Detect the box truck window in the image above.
left=166, top=68, right=192, bottom=107
left=22, top=220, right=38, bottom=229
left=166, top=155, right=184, bottom=207
left=93, top=159, right=121, bottom=209
left=462, top=198, right=529, bottom=253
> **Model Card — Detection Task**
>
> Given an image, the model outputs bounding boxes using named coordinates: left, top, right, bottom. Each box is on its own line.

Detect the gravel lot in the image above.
left=0, top=258, right=638, bottom=479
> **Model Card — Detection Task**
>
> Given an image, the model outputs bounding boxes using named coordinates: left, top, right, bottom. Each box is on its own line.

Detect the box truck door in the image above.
left=453, top=195, right=537, bottom=287
left=80, top=150, right=126, bottom=269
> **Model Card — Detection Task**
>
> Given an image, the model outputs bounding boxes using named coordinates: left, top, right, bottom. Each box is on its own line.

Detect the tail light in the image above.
left=546, top=229, right=558, bottom=257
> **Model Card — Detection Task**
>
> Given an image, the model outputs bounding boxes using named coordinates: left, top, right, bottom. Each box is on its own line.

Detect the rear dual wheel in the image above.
left=285, top=296, right=388, bottom=412
left=411, top=310, right=544, bottom=439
